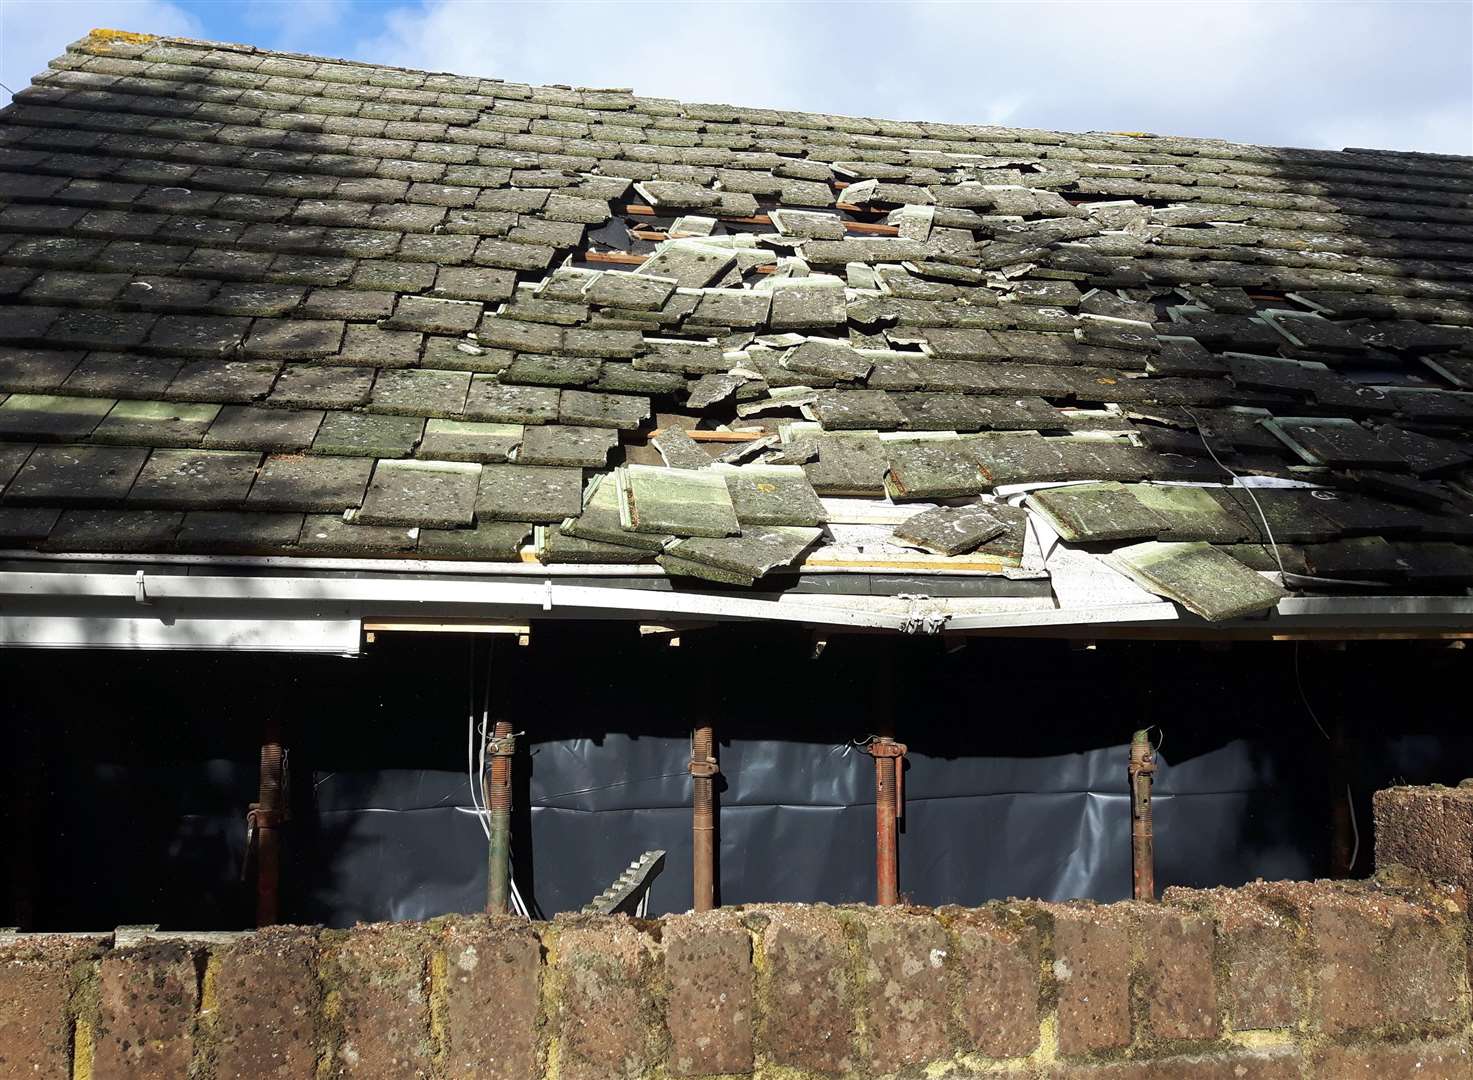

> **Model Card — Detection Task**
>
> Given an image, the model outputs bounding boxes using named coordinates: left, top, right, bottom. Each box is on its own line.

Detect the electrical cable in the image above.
left=1293, top=641, right=1331, bottom=741
left=1181, top=409, right=1287, bottom=578
left=468, top=640, right=519, bottom=911
left=1180, top=409, right=1387, bottom=590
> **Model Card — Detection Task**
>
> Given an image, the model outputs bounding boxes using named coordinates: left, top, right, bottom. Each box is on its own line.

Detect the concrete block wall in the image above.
left=3, top=783, right=1473, bottom=1078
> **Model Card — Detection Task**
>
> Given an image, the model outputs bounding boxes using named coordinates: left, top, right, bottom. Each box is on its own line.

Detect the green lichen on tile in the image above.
left=665, top=524, right=822, bottom=581
left=893, top=503, right=1008, bottom=556
left=91, top=400, right=221, bottom=448
left=1111, top=540, right=1289, bottom=621
left=418, top=419, right=523, bottom=463
left=44, top=508, right=179, bottom=552
left=1027, top=482, right=1168, bottom=543
left=518, top=424, right=618, bottom=468
left=0, top=393, right=114, bottom=440
left=718, top=464, right=827, bottom=527
left=463, top=377, right=560, bottom=424
left=616, top=464, right=740, bottom=537
left=368, top=368, right=472, bottom=419
left=418, top=520, right=531, bottom=561
left=3, top=444, right=148, bottom=505
left=176, top=510, right=304, bottom=554
left=358, top=458, right=481, bottom=528
left=557, top=389, right=650, bottom=431
left=1128, top=483, right=1258, bottom=544
left=311, top=412, right=425, bottom=458
left=477, top=463, right=585, bottom=523
left=656, top=553, right=755, bottom=586
left=128, top=448, right=260, bottom=508
left=560, top=472, right=668, bottom=552
left=883, top=437, right=990, bottom=500
left=297, top=513, right=418, bottom=555
left=535, top=524, right=655, bottom=564
left=247, top=454, right=373, bottom=512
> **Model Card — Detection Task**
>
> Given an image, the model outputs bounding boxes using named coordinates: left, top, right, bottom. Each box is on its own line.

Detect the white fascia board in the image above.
left=0, top=612, right=362, bottom=652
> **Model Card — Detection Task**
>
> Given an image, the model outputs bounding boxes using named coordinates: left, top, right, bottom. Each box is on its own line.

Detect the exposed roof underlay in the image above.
left=1, top=29, right=1473, bottom=641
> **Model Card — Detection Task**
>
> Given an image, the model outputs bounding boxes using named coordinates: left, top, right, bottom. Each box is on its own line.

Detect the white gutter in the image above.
left=1, top=564, right=1469, bottom=652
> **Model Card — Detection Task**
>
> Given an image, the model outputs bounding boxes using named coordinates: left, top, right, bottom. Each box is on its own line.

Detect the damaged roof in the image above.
left=2, top=29, right=1473, bottom=622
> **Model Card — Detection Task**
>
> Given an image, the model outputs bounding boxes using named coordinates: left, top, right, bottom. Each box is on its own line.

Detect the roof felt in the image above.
left=1, top=30, right=1473, bottom=615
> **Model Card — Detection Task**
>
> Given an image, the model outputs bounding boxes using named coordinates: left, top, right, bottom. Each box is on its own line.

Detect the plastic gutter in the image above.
left=0, top=558, right=1469, bottom=652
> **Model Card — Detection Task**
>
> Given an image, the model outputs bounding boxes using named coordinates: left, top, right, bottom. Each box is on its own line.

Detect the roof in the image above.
left=1, top=28, right=1473, bottom=627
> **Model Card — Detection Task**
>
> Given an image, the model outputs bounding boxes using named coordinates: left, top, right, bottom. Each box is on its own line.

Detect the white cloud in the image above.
left=346, top=0, right=1472, bottom=155
left=242, top=0, right=353, bottom=52
left=0, top=0, right=203, bottom=106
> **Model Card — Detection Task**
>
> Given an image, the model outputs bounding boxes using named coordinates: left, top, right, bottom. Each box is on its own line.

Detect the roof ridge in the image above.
left=72, top=28, right=1472, bottom=165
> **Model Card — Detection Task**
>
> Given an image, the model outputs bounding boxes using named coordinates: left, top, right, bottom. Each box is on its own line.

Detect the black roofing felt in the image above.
left=1, top=30, right=1473, bottom=610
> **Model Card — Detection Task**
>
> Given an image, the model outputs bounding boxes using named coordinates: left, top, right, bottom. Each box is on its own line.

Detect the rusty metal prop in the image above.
left=690, top=723, right=719, bottom=912
left=251, top=717, right=288, bottom=927
left=1129, top=729, right=1156, bottom=901
left=868, top=737, right=906, bottom=906
left=485, top=720, right=515, bottom=914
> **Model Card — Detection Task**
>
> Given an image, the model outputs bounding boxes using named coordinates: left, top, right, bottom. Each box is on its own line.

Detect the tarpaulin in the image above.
left=294, top=728, right=1326, bottom=926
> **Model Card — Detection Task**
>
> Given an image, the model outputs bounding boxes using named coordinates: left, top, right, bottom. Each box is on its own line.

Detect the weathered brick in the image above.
left=663, top=912, right=753, bottom=1076
left=1313, top=1040, right=1472, bottom=1078
left=1305, top=887, right=1464, bottom=1035
left=212, top=928, right=320, bottom=1080
left=1375, top=783, right=1473, bottom=894
left=0, top=937, right=98, bottom=1077
left=321, top=925, right=430, bottom=1078
left=1138, top=906, right=1218, bottom=1042
left=1165, top=889, right=1300, bottom=1031
left=1048, top=1052, right=1299, bottom=1079
left=440, top=917, right=541, bottom=1080
left=755, top=905, right=856, bottom=1074
left=552, top=917, right=657, bottom=1080
left=1049, top=904, right=1131, bottom=1057
left=93, top=941, right=199, bottom=1080
left=948, top=906, right=1040, bottom=1058
left=851, top=907, right=950, bottom=1072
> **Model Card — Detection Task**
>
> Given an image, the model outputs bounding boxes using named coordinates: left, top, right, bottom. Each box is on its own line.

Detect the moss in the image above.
left=87, top=28, right=157, bottom=44
left=427, top=947, right=448, bottom=1070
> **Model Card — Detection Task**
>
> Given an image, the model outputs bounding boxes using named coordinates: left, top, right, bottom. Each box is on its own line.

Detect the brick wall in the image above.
left=4, top=786, right=1473, bottom=1078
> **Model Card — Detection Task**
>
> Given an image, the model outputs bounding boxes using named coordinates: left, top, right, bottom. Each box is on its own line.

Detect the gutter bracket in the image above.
left=134, top=570, right=151, bottom=606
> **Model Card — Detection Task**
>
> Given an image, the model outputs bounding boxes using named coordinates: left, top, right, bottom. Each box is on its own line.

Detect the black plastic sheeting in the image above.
left=10, top=634, right=1473, bottom=932
left=296, top=731, right=1328, bottom=925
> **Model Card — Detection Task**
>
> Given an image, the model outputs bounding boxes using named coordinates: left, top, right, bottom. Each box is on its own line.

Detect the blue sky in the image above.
left=2, top=1, right=1470, bottom=154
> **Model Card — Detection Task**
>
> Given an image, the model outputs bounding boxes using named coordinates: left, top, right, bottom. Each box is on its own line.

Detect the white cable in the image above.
left=1180, top=409, right=1387, bottom=589
left=1181, top=408, right=1287, bottom=578
left=467, top=645, right=490, bottom=841
left=1346, top=783, right=1361, bottom=871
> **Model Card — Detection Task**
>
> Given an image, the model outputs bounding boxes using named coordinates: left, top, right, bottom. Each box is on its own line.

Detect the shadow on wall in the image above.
left=5, top=627, right=1473, bottom=931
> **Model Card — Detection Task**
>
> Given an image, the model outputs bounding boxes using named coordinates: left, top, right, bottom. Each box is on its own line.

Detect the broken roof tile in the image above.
left=0, top=29, right=1471, bottom=603
left=518, top=423, right=619, bottom=467
left=664, top=525, right=822, bottom=582
left=719, top=464, right=827, bottom=526
left=617, top=463, right=740, bottom=536
left=1027, top=482, right=1168, bottom=542
left=1111, top=540, right=1288, bottom=621
left=418, top=419, right=523, bottom=463
left=894, top=502, right=1009, bottom=556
